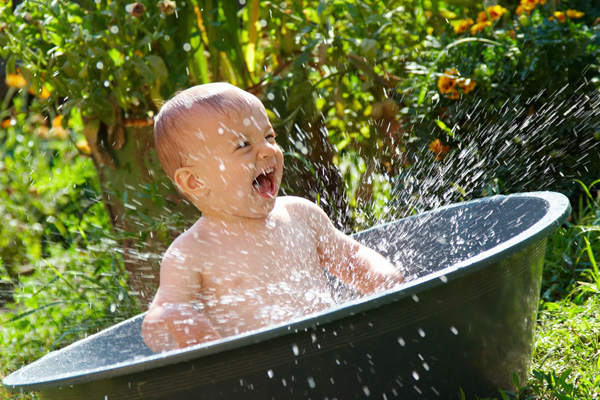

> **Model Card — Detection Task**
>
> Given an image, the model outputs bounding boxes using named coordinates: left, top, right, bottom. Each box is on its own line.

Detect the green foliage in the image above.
left=0, top=90, right=138, bottom=395
left=394, top=0, right=600, bottom=211
left=1, top=0, right=600, bottom=398
left=0, top=0, right=201, bottom=123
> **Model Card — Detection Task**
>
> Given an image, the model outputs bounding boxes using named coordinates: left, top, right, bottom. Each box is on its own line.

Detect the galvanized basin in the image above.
left=3, top=192, right=571, bottom=399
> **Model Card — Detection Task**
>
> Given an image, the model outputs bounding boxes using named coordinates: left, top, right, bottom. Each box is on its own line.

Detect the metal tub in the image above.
left=3, top=192, right=571, bottom=399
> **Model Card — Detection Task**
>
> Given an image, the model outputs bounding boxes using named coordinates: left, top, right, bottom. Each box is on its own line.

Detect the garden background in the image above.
left=1, top=0, right=599, bottom=398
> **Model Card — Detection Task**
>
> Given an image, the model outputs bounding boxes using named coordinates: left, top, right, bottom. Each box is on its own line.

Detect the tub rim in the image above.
left=3, top=191, right=571, bottom=391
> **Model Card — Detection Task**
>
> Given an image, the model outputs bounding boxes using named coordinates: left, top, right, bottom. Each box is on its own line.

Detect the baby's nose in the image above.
left=258, top=141, right=277, bottom=158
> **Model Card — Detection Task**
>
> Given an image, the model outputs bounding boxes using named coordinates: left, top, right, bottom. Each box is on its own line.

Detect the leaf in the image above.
left=145, top=55, right=168, bottom=82
left=133, top=59, right=156, bottom=82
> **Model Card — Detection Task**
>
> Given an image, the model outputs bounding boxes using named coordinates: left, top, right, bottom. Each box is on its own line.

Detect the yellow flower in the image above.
left=566, top=9, right=585, bottom=19
left=76, top=139, right=92, bottom=155
left=470, top=21, right=492, bottom=34
left=476, top=5, right=507, bottom=23
left=516, top=0, right=545, bottom=15
left=453, top=18, right=474, bottom=34
left=5, top=72, right=27, bottom=89
left=552, top=11, right=566, bottom=23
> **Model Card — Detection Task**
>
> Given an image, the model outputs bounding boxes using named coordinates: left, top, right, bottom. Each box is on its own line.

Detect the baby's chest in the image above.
left=202, top=225, right=322, bottom=287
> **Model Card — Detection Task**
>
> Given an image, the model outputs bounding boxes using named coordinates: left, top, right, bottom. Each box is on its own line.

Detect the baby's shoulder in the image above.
left=162, top=224, right=214, bottom=266
left=274, top=196, right=330, bottom=228
left=276, top=195, right=322, bottom=215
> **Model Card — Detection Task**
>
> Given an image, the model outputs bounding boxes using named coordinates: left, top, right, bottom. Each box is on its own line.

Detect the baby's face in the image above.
left=184, top=99, right=284, bottom=221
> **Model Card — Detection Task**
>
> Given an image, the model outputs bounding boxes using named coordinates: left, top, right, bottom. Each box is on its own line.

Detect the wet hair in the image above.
left=153, top=82, right=258, bottom=180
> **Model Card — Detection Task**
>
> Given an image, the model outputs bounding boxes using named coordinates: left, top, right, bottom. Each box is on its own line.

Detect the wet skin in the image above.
left=142, top=88, right=403, bottom=352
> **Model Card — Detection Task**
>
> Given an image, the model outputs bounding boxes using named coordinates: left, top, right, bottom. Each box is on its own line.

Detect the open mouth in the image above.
left=252, top=166, right=277, bottom=198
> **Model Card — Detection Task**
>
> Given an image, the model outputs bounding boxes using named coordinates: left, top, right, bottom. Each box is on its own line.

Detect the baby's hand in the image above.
left=142, top=302, right=220, bottom=352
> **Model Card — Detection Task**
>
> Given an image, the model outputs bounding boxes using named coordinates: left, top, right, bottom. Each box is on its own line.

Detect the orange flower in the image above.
left=437, top=69, right=459, bottom=99
left=437, top=69, right=476, bottom=99
left=51, top=115, right=68, bottom=139
left=5, top=72, right=27, bottom=89
left=457, top=79, right=476, bottom=94
left=566, top=9, right=585, bottom=19
left=552, top=11, right=566, bottom=23
left=471, top=21, right=492, bottom=34
left=476, top=5, right=507, bottom=23
left=429, top=139, right=450, bottom=160
left=28, top=85, right=51, bottom=99
left=1, top=118, right=13, bottom=128
left=38, top=86, right=51, bottom=99
left=453, top=18, right=474, bottom=34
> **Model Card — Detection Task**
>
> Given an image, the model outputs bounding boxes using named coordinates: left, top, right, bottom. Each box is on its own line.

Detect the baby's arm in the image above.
left=142, top=245, right=220, bottom=352
left=301, top=199, right=403, bottom=295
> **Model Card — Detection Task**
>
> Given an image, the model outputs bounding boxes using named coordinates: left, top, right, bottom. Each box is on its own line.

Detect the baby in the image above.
left=142, top=83, right=403, bottom=352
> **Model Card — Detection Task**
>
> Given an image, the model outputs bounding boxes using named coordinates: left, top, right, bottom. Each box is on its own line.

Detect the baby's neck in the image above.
left=199, top=214, right=275, bottom=232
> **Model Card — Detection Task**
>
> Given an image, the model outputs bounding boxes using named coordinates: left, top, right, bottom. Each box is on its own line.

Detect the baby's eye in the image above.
left=237, top=141, right=250, bottom=149
left=266, top=132, right=277, bottom=141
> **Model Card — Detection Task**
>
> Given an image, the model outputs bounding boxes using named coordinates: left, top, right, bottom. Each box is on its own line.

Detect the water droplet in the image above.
left=259, top=19, right=267, bottom=27
left=104, top=80, right=110, bottom=87
left=411, top=294, right=420, bottom=303
left=397, top=337, right=405, bottom=346
left=218, top=127, right=224, bottom=134
left=439, top=275, right=448, bottom=283
left=219, top=162, right=225, bottom=171
left=267, top=92, right=275, bottom=101
left=292, top=343, right=299, bottom=356
left=183, top=43, right=192, bottom=52
left=450, top=326, right=459, bottom=335
left=110, top=303, right=116, bottom=313
left=110, top=25, right=119, bottom=34
left=422, top=362, right=430, bottom=371
left=418, top=328, right=426, bottom=337
left=267, top=369, right=274, bottom=378
left=307, top=376, right=316, bottom=388
left=412, top=370, right=420, bottom=381
left=125, top=3, right=134, bottom=12
left=96, top=61, right=104, bottom=69
left=243, top=118, right=251, bottom=126
left=362, top=385, right=371, bottom=396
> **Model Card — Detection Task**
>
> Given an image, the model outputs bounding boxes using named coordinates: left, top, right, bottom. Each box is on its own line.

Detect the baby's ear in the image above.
left=174, top=167, right=209, bottom=199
